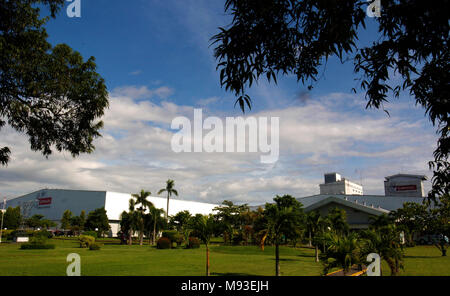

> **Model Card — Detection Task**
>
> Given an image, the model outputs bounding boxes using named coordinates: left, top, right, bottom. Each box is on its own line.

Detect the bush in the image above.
left=187, top=237, right=201, bottom=249
left=82, top=231, right=98, bottom=238
left=20, top=243, right=55, bottom=249
left=20, top=236, right=55, bottom=250
left=157, top=237, right=171, bottom=249
left=162, top=230, right=178, bottom=241
left=79, top=235, right=95, bottom=248
left=89, top=242, right=102, bottom=251
left=162, top=230, right=184, bottom=247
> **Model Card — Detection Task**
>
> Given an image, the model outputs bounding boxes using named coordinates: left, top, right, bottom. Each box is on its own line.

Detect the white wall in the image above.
left=105, top=191, right=218, bottom=221
left=105, top=191, right=219, bottom=236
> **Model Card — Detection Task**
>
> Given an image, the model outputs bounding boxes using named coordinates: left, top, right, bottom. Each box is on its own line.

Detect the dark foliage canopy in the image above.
left=1, top=0, right=108, bottom=165
left=212, top=0, right=449, bottom=201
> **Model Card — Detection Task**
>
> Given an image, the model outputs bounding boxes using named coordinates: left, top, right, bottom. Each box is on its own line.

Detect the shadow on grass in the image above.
left=296, top=253, right=314, bottom=258
left=270, top=258, right=299, bottom=262
left=404, top=255, right=443, bottom=259
left=211, top=272, right=259, bottom=276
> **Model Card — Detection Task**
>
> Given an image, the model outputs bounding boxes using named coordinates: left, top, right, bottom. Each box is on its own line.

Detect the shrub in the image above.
left=157, top=237, right=171, bottom=249
left=20, top=243, right=55, bottom=249
left=20, top=236, right=55, bottom=250
left=79, top=235, right=95, bottom=248
left=187, top=237, right=201, bottom=249
left=89, top=242, right=102, bottom=251
left=82, top=231, right=98, bottom=238
left=162, top=230, right=185, bottom=247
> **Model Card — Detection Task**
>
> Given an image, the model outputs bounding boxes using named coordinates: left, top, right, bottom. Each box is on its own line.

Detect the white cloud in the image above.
left=0, top=88, right=437, bottom=205
left=111, top=85, right=174, bottom=100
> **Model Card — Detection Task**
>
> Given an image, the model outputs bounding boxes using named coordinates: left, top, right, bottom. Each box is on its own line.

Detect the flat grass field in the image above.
left=0, top=238, right=448, bottom=276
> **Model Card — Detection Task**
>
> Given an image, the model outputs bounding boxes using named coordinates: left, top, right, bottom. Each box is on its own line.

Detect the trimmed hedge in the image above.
left=20, top=242, right=55, bottom=249
left=20, top=236, right=55, bottom=250
left=157, top=237, right=171, bottom=249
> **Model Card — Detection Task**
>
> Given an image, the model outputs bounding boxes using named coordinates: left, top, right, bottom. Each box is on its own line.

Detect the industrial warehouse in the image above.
left=2, top=172, right=429, bottom=236
left=3, top=190, right=218, bottom=237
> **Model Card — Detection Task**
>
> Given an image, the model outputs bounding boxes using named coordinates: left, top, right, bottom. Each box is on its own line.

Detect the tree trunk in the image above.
left=275, top=243, right=280, bottom=276
left=206, top=245, right=210, bottom=276
left=308, top=231, right=312, bottom=247
left=139, top=231, right=143, bottom=246
left=128, top=230, right=132, bottom=245
left=153, top=220, right=157, bottom=245
left=315, top=245, right=319, bottom=262
left=166, top=193, right=170, bottom=221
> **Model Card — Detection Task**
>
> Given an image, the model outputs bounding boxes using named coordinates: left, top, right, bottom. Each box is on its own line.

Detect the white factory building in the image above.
left=3, top=189, right=219, bottom=237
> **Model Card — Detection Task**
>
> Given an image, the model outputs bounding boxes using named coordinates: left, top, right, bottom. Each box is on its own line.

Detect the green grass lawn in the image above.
left=0, top=239, right=448, bottom=276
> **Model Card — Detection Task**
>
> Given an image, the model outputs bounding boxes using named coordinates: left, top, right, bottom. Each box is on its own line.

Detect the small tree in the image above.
left=192, top=214, right=215, bottom=276
left=426, top=194, right=450, bottom=256
left=25, top=214, right=45, bottom=230
left=390, top=202, right=428, bottom=246
left=85, top=207, right=110, bottom=237
left=3, top=206, right=22, bottom=229
left=264, top=195, right=304, bottom=276
left=60, top=210, right=73, bottom=232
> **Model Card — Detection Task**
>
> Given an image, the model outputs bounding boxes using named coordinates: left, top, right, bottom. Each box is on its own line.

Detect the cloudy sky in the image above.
left=0, top=0, right=438, bottom=205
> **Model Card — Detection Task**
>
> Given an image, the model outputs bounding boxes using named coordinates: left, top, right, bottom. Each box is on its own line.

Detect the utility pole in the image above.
left=0, top=197, right=6, bottom=243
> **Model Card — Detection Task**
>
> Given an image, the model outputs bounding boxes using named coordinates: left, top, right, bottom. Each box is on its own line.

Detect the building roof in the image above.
left=302, top=196, right=390, bottom=215
left=297, top=194, right=425, bottom=212
left=384, top=174, right=427, bottom=181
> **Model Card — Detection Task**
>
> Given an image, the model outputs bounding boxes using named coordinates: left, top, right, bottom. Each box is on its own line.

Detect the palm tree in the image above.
left=264, top=195, right=304, bottom=276
left=158, top=179, right=178, bottom=221
left=327, top=207, right=349, bottom=236
left=120, top=198, right=139, bottom=245
left=360, top=224, right=404, bottom=276
left=146, top=205, right=165, bottom=245
left=131, top=189, right=154, bottom=245
left=306, top=211, right=325, bottom=262
left=192, top=214, right=215, bottom=276
left=320, top=232, right=361, bottom=276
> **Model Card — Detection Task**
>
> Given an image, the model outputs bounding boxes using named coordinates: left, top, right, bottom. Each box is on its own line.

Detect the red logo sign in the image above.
left=38, top=197, right=52, bottom=206
left=395, top=185, right=417, bottom=191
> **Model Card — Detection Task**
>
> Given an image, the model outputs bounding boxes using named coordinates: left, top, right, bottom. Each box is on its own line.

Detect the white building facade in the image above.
left=319, top=173, right=363, bottom=195
left=3, top=189, right=219, bottom=237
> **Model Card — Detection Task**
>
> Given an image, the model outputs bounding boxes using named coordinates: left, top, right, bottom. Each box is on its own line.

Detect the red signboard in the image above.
left=38, top=197, right=52, bottom=206
left=395, top=185, right=417, bottom=191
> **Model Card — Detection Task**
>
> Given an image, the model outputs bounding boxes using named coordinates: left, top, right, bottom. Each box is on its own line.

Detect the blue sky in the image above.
left=1, top=1, right=437, bottom=204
